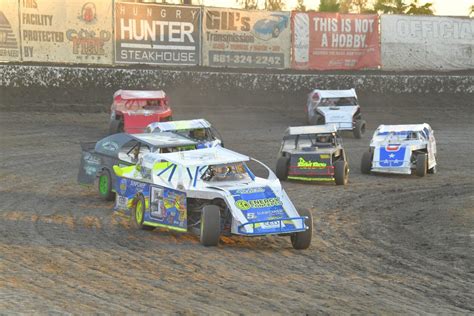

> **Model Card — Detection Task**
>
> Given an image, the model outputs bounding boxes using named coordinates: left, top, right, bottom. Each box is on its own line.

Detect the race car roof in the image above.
left=286, top=125, right=337, bottom=136
left=148, top=119, right=211, bottom=133
left=376, top=124, right=431, bottom=133
left=312, top=89, right=357, bottom=99
left=131, top=132, right=197, bottom=147
left=145, top=147, right=249, bottom=167
left=114, top=89, right=166, bottom=100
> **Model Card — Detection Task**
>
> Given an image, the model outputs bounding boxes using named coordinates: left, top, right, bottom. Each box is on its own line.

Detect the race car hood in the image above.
left=318, top=105, right=358, bottom=126
left=207, top=182, right=304, bottom=235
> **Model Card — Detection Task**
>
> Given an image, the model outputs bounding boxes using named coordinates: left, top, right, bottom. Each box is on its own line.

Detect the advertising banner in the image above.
left=114, top=2, right=201, bottom=66
left=292, top=12, right=380, bottom=70
left=202, top=8, right=291, bottom=69
left=0, top=0, right=21, bottom=61
left=19, top=0, right=113, bottom=64
left=381, top=15, right=474, bottom=70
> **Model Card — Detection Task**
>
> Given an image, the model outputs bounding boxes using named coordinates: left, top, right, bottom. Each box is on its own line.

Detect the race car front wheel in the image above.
left=98, top=169, right=115, bottom=201
left=416, top=153, right=427, bottom=177
left=200, top=205, right=220, bottom=246
left=276, top=156, right=289, bottom=181
left=334, top=161, right=349, bottom=185
left=291, top=208, right=313, bottom=250
left=131, top=195, right=154, bottom=230
left=360, top=151, right=373, bottom=174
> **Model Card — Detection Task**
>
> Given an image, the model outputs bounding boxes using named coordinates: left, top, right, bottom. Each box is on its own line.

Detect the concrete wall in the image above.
left=1, top=65, right=473, bottom=94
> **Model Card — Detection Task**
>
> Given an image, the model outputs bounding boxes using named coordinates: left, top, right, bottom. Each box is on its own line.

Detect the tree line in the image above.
left=239, top=0, right=474, bottom=16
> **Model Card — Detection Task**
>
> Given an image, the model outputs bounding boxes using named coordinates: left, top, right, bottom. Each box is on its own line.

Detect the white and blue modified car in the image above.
left=112, top=146, right=312, bottom=248
left=306, top=89, right=366, bottom=139
left=361, top=124, right=437, bottom=177
left=146, top=119, right=223, bottom=148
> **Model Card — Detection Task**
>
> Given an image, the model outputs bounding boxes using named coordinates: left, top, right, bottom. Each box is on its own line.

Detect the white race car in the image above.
left=113, top=146, right=312, bottom=249
left=361, top=124, right=437, bottom=177
left=146, top=119, right=223, bottom=148
left=306, top=89, right=366, bottom=139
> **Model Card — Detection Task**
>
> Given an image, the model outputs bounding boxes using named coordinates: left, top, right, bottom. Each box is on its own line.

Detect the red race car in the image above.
left=109, top=90, right=173, bottom=134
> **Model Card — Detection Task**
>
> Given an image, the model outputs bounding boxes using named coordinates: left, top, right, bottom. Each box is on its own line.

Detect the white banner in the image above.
left=20, top=0, right=113, bottom=64
left=202, top=8, right=291, bottom=69
left=0, top=0, right=21, bottom=61
left=381, top=15, right=474, bottom=70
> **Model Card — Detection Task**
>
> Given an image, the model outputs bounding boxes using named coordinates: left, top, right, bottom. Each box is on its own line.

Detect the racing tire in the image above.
left=276, top=156, right=290, bottom=181
left=353, top=120, right=366, bottom=139
left=334, top=160, right=349, bottom=185
left=291, top=208, right=313, bottom=250
left=131, top=195, right=154, bottom=230
left=308, top=113, right=324, bottom=125
left=361, top=151, right=373, bottom=174
left=416, top=153, right=427, bottom=177
left=109, top=119, right=123, bottom=135
left=200, top=205, right=220, bottom=247
left=98, top=169, right=115, bottom=201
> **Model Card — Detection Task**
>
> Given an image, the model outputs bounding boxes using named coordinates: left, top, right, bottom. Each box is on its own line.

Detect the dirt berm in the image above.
left=0, top=67, right=473, bottom=314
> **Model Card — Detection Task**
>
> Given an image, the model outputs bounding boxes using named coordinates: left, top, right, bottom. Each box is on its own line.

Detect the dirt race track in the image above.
left=0, top=90, right=473, bottom=314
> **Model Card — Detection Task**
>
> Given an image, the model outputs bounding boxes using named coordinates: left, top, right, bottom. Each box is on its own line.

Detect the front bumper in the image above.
left=371, top=167, right=412, bottom=175
left=237, top=216, right=308, bottom=236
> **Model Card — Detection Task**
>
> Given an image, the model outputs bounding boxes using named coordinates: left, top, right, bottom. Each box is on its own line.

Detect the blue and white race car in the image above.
left=147, top=118, right=223, bottom=148
left=306, top=89, right=366, bottom=139
left=253, top=13, right=289, bottom=39
left=112, top=146, right=312, bottom=248
left=361, top=124, right=437, bottom=177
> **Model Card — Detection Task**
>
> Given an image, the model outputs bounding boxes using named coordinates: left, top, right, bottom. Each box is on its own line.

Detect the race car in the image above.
left=112, top=146, right=313, bottom=249
left=109, top=90, right=172, bottom=134
left=361, top=123, right=437, bottom=177
left=275, top=125, right=349, bottom=185
left=77, top=132, right=197, bottom=201
left=253, top=13, right=288, bottom=39
left=146, top=118, right=223, bottom=148
left=306, top=88, right=366, bottom=139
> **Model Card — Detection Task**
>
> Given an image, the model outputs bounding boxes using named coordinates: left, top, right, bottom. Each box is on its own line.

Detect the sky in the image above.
left=200, top=0, right=474, bottom=16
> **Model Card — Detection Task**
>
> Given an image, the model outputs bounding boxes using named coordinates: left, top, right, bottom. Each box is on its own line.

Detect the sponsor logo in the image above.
left=102, top=141, right=119, bottom=152
left=235, top=197, right=282, bottom=210
left=232, top=187, right=266, bottom=195
left=80, top=2, right=96, bottom=23
left=297, top=157, right=327, bottom=168
left=119, top=178, right=127, bottom=194
left=235, top=199, right=251, bottom=211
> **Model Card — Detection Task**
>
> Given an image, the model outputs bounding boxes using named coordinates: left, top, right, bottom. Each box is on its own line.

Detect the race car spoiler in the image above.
left=237, top=216, right=308, bottom=236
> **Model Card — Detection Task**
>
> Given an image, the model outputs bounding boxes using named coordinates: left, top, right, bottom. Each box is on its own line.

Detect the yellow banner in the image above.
left=20, top=0, right=113, bottom=64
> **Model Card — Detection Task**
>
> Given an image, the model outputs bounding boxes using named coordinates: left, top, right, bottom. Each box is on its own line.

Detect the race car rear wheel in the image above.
left=353, top=120, right=366, bottom=139
left=334, top=160, right=349, bottom=185
left=416, top=153, right=427, bottom=177
left=131, top=195, right=154, bottom=230
left=98, top=169, right=115, bottom=201
left=291, top=208, right=313, bottom=250
left=200, top=205, right=220, bottom=246
left=361, top=151, right=373, bottom=174
left=276, top=156, right=289, bottom=181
